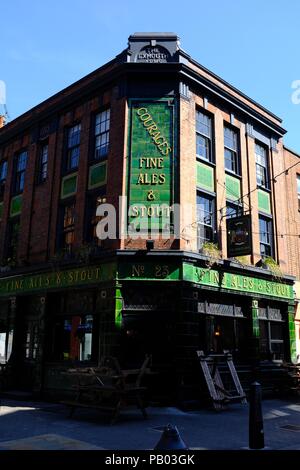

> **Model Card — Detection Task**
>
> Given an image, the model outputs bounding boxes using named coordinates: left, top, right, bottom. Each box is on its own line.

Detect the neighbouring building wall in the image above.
left=283, top=146, right=300, bottom=280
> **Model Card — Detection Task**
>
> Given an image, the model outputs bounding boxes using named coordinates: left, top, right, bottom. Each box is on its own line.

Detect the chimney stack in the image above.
left=0, top=115, right=5, bottom=128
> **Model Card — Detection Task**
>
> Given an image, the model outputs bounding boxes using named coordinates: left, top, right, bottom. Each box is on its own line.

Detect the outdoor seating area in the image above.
left=60, top=355, right=152, bottom=424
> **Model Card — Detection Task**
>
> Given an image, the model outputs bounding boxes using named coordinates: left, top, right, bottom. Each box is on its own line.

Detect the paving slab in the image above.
left=0, top=433, right=103, bottom=450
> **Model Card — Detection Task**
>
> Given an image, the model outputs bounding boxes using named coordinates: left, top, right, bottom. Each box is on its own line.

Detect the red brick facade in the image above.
left=0, top=33, right=299, bottom=279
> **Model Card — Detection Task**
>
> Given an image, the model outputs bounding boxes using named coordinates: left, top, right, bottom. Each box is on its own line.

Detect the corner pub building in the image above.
left=0, top=33, right=298, bottom=401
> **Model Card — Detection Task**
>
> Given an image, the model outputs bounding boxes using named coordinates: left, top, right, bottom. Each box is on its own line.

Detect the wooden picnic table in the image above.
left=60, top=356, right=151, bottom=424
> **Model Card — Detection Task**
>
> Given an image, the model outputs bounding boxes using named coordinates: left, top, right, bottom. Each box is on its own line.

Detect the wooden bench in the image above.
left=61, top=355, right=151, bottom=424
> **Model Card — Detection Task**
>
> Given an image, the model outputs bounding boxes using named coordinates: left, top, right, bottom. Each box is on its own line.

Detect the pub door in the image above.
left=14, top=310, right=40, bottom=391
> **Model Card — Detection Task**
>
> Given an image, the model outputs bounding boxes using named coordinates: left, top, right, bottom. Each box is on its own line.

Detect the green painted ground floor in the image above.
left=0, top=251, right=297, bottom=399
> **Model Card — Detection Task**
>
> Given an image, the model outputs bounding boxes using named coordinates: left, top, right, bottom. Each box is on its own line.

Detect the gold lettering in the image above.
left=147, top=124, right=158, bottom=134
left=151, top=131, right=160, bottom=140
left=136, top=108, right=172, bottom=156
left=152, top=174, right=158, bottom=184
left=131, top=206, right=139, bottom=216
left=153, top=136, right=164, bottom=145
left=137, top=107, right=148, bottom=116
left=231, top=275, right=237, bottom=288
left=95, top=268, right=101, bottom=279
left=87, top=270, right=93, bottom=280
left=140, top=112, right=151, bottom=122
left=132, top=264, right=145, bottom=277
left=137, top=174, right=145, bottom=184
left=161, top=146, right=172, bottom=156
left=157, top=158, right=164, bottom=168
left=80, top=271, right=87, bottom=281
left=143, top=118, right=155, bottom=128
left=159, top=174, right=166, bottom=184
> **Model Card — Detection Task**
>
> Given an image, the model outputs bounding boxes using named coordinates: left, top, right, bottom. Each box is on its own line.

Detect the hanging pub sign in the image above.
left=227, top=214, right=252, bottom=257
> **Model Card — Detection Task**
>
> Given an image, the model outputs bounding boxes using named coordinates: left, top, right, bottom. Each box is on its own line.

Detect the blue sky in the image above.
left=1, top=0, right=300, bottom=151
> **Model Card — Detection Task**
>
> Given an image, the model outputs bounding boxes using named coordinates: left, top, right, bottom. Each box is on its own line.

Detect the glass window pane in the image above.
left=224, top=127, right=237, bottom=150
left=256, top=165, right=266, bottom=187
left=197, top=193, right=215, bottom=247
left=255, top=144, right=266, bottom=164
left=53, top=315, right=94, bottom=362
left=297, top=175, right=300, bottom=195
left=196, top=111, right=211, bottom=137
left=94, top=110, right=110, bottom=159
left=225, top=148, right=236, bottom=172
left=196, top=135, right=210, bottom=160
left=68, top=124, right=81, bottom=147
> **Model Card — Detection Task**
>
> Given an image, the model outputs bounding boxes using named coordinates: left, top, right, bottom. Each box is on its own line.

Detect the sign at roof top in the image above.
left=136, top=45, right=171, bottom=63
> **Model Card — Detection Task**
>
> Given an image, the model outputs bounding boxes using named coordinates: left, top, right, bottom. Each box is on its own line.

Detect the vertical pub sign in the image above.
left=127, top=99, right=175, bottom=233
left=227, top=215, right=252, bottom=257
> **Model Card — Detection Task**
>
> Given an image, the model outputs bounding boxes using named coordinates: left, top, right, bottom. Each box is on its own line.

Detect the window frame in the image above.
left=50, top=313, right=97, bottom=363
left=255, top=142, right=270, bottom=190
left=92, top=108, right=110, bottom=161
left=13, top=150, right=28, bottom=194
left=65, top=123, right=81, bottom=172
left=259, top=215, right=274, bottom=258
left=196, top=191, right=216, bottom=249
left=37, top=142, right=49, bottom=184
left=196, top=109, right=214, bottom=163
left=224, top=124, right=240, bottom=176
left=258, top=303, right=286, bottom=361
left=57, top=200, right=76, bottom=254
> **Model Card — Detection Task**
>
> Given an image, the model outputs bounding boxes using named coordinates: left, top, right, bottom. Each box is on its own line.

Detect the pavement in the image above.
left=0, top=398, right=299, bottom=450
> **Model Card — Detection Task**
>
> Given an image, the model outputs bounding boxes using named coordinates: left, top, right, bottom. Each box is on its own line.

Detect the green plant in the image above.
left=234, top=255, right=250, bottom=266
left=201, top=242, right=221, bottom=268
left=262, top=256, right=283, bottom=280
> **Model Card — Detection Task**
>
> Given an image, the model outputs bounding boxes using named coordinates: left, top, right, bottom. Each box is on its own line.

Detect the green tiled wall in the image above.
left=61, top=174, right=78, bottom=199
left=258, top=189, right=271, bottom=214
left=88, top=162, right=107, bottom=189
left=196, top=161, right=215, bottom=192
left=128, top=100, right=174, bottom=226
left=288, top=303, right=297, bottom=363
left=10, top=195, right=22, bottom=217
left=225, top=174, right=241, bottom=201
